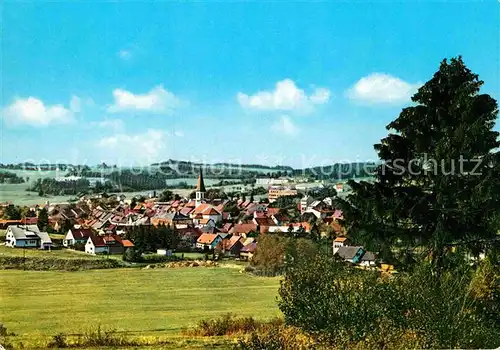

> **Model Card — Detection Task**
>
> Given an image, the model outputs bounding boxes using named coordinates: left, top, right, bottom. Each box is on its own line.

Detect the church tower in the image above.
left=195, top=167, right=206, bottom=206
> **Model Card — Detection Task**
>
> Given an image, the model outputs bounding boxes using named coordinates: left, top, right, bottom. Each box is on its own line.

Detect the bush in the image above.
left=123, top=247, right=142, bottom=262
left=251, top=234, right=318, bottom=275
left=278, top=254, right=500, bottom=349
left=141, top=254, right=183, bottom=264
left=48, top=325, right=138, bottom=348
left=0, top=323, right=8, bottom=337
left=237, top=325, right=319, bottom=350
left=73, top=242, right=85, bottom=251
left=184, top=314, right=283, bottom=337
left=76, top=325, right=135, bottom=347
left=0, top=323, right=15, bottom=350
left=0, top=256, right=123, bottom=271
left=48, top=333, right=68, bottom=348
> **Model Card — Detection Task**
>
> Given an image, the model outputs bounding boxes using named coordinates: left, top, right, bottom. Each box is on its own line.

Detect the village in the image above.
left=0, top=168, right=383, bottom=270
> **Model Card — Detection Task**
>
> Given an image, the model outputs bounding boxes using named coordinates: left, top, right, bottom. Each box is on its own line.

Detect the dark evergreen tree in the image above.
left=37, top=208, right=49, bottom=231
left=337, top=57, right=500, bottom=273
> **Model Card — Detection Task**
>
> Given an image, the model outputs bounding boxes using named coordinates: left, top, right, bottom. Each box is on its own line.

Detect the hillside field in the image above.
left=0, top=267, right=281, bottom=348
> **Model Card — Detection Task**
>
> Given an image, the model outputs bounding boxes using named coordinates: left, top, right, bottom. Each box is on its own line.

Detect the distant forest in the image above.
left=294, top=162, right=377, bottom=180
left=3, top=160, right=376, bottom=196
left=0, top=171, right=25, bottom=184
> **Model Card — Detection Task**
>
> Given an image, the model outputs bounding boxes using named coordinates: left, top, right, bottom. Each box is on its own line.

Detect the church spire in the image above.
left=196, top=167, right=206, bottom=192
left=195, top=167, right=206, bottom=206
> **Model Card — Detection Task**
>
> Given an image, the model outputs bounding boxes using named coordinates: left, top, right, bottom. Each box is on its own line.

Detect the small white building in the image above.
left=85, top=236, right=109, bottom=255
left=63, top=228, right=93, bottom=247
left=332, top=236, right=350, bottom=254
left=5, top=225, right=52, bottom=250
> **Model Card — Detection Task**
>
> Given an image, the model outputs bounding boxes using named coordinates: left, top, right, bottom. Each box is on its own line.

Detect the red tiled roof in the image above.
left=89, top=235, right=106, bottom=247
left=231, top=223, right=258, bottom=234
left=121, top=239, right=135, bottom=247
left=180, top=207, right=193, bottom=216
left=221, top=223, right=233, bottom=232
left=103, top=236, right=117, bottom=243
left=292, top=222, right=311, bottom=232
left=197, top=233, right=219, bottom=244
left=266, top=208, right=280, bottom=216
left=192, top=203, right=210, bottom=214
left=254, top=217, right=275, bottom=226
left=23, top=217, right=38, bottom=225
left=222, top=235, right=242, bottom=250
left=204, top=208, right=220, bottom=215
left=70, top=228, right=94, bottom=240
left=185, top=200, right=196, bottom=208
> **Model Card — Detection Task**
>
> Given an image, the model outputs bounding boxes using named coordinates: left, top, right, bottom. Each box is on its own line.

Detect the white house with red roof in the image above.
left=191, top=204, right=222, bottom=224
left=63, top=227, right=94, bottom=247
left=196, top=233, right=222, bottom=250
left=85, top=234, right=134, bottom=255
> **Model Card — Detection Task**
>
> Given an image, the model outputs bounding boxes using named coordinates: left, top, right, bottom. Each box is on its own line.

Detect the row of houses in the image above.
left=195, top=233, right=257, bottom=260
left=4, top=170, right=354, bottom=263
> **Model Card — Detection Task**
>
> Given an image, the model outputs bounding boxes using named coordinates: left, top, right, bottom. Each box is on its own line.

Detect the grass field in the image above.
left=0, top=267, right=281, bottom=347
left=172, top=252, right=206, bottom=260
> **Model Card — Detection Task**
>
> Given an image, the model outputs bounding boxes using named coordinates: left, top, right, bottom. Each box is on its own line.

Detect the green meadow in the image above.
left=0, top=267, right=281, bottom=348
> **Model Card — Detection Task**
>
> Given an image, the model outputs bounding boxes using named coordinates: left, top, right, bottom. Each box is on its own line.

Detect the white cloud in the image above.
left=97, top=129, right=167, bottom=163
left=2, top=97, right=74, bottom=126
left=118, top=50, right=132, bottom=60
left=107, top=85, right=183, bottom=113
left=347, top=73, right=421, bottom=104
left=272, top=116, right=299, bottom=136
left=174, top=130, right=185, bottom=137
left=237, top=79, right=330, bottom=114
left=91, top=119, right=124, bottom=132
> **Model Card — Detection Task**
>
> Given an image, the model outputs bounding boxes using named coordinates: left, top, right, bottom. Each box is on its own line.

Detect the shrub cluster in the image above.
left=237, top=325, right=320, bottom=350
left=48, top=325, right=138, bottom=348
left=275, top=255, right=500, bottom=349
left=184, top=314, right=283, bottom=337
left=0, top=256, right=123, bottom=271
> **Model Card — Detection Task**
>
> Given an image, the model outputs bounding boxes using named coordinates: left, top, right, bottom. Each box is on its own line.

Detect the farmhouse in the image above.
left=230, top=223, right=258, bottom=236
left=240, top=242, right=257, bottom=260
left=336, top=246, right=365, bottom=264
left=5, top=225, right=52, bottom=250
left=85, top=235, right=134, bottom=255
left=218, top=235, right=244, bottom=257
left=332, top=236, right=350, bottom=254
left=191, top=204, right=222, bottom=223
left=63, top=227, right=94, bottom=247
left=196, top=233, right=222, bottom=250
left=335, top=245, right=377, bottom=266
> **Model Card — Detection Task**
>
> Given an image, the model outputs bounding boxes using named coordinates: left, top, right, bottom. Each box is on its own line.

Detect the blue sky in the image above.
left=1, top=1, right=499, bottom=168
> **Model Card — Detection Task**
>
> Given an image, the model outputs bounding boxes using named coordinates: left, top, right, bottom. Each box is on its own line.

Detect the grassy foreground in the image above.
left=0, top=266, right=280, bottom=348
